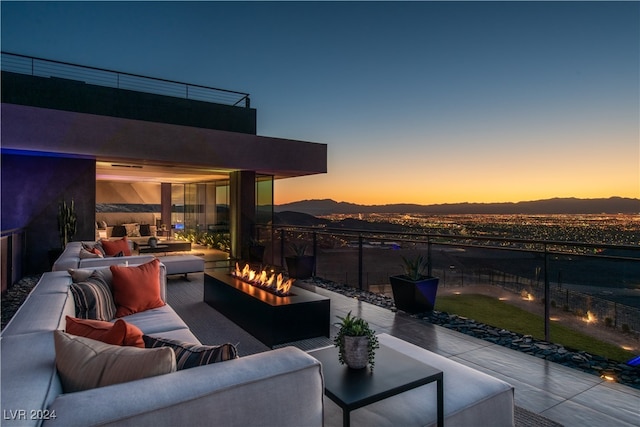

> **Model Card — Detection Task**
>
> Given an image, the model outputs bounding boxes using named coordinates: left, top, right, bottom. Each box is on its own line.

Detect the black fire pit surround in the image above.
left=204, top=272, right=330, bottom=347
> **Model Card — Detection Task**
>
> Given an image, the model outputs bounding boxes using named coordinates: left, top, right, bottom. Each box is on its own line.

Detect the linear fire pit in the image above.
left=204, top=271, right=330, bottom=347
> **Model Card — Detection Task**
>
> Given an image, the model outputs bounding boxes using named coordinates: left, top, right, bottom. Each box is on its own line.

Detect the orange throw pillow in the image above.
left=65, top=316, right=145, bottom=348
left=101, top=237, right=132, bottom=256
left=110, top=258, right=165, bottom=317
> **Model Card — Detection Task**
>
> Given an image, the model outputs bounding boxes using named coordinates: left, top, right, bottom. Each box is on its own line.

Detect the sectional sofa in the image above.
left=1, top=260, right=324, bottom=427
left=52, top=241, right=204, bottom=277
left=5, top=243, right=513, bottom=427
left=52, top=241, right=155, bottom=272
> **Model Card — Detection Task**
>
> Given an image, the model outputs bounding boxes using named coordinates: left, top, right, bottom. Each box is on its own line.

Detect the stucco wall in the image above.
left=1, top=153, right=96, bottom=273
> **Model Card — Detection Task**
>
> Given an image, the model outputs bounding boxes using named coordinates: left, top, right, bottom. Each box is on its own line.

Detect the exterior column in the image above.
left=160, top=183, right=172, bottom=237
left=229, top=170, right=255, bottom=260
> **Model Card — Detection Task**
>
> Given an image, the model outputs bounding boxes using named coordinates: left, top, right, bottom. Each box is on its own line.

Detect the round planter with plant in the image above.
left=333, top=311, right=379, bottom=370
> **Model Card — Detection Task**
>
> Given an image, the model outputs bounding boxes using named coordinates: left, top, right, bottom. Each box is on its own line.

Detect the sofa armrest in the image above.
left=51, top=242, right=84, bottom=271
left=44, top=347, right=324, bottom=427
left=78, top=255, right=156, bottom=269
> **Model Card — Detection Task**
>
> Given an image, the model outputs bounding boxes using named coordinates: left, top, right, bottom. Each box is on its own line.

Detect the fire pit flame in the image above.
left=233, top=263, right=294, bottom=296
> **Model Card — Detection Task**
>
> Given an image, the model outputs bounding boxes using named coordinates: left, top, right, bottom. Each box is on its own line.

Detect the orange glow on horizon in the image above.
left=274, top=175, right=638, bottom=206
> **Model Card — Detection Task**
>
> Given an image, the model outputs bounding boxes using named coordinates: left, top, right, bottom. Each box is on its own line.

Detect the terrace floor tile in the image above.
left=314, top=281, right=640, bottom=427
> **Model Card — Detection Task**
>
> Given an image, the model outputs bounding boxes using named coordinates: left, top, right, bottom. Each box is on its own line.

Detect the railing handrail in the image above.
left=266, top=224, right=640, bottom=255
left=1, top=227, right=26, bottom=238
left=260, top=223, right=639, bottom=342
left=1, top=51, right=251, bottom=108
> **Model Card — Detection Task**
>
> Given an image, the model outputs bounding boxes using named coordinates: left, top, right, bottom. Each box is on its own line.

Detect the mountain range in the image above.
left=275, top=197, right=639, bottom=216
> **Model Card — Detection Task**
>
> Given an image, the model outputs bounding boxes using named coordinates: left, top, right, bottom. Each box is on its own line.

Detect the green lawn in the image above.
left=435, top=294, right=634, bottom=362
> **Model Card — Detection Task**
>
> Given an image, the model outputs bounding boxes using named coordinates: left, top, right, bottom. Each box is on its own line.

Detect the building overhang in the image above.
left=1, top=103, right=327, bottom=182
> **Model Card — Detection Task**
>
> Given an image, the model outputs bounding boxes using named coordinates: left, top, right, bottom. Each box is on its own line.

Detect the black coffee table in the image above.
left=309, top=343, right=443, bottom=427
left=134, top=240, right=192, bottom=254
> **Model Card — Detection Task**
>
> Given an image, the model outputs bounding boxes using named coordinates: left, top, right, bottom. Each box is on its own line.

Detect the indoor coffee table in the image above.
left=134, top=240, right=192, bottom=254
left=309, top=343, right=443, bottom=427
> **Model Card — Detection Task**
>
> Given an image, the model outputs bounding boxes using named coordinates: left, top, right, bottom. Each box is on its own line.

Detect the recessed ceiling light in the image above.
left=111, top=164, right=143, bottom=168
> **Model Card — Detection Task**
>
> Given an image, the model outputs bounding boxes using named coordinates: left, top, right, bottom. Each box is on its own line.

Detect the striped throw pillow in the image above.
left=70, top=271, right=116, bottom=321
left=142, top=335, right=238, bottom=370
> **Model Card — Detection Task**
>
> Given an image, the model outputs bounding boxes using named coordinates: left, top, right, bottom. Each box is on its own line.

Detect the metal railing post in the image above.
left=313, top=231, right=317, bottom=276
left=358, top=234, right=363, bottom=290
left=280, top=229, right=285, bottom=269
left=544, top=243, right=550, bottom=342
left=427, top=236, right=433, bottom=277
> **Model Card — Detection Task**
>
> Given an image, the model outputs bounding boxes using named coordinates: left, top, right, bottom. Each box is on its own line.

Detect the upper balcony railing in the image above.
left=1, top=52, right=251, bottom=108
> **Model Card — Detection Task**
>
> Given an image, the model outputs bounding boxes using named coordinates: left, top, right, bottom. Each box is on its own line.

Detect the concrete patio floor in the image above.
left=317, top=286, right=639, bottom=427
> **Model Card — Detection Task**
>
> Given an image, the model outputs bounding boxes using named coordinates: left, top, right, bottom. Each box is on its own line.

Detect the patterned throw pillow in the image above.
left=123, top=223, right=140, bottom=237
left=70, top=271, right=116, bottom=321
left=143, top=335, right=238, bottom=370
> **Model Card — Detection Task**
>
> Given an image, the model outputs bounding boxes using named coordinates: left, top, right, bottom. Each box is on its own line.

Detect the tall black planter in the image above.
left=242, top=245, right=265, bottom=263
left=389, top=275, right=440, bottom=314
left=285, top=255, right=315, bottom=279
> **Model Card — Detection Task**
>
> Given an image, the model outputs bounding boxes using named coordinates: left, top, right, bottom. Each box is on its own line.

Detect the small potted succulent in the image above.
left=333, top=311, right=379, bottom=370
left=389, top=254, right=440, bottom=314
left=285, top=243, right=315, bottom=279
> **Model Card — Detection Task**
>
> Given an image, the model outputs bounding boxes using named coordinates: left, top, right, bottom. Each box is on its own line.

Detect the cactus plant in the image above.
left=58, top=199, right=77, bottom=248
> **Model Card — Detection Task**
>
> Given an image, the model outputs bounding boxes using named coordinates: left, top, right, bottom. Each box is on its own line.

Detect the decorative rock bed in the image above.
left=1, top=275, right=41, bottom=330
left=307, top=277, right=640, bottom=390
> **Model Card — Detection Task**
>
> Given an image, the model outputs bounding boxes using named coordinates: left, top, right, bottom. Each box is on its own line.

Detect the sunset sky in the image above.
left=2, top=1, right=638, bottom=205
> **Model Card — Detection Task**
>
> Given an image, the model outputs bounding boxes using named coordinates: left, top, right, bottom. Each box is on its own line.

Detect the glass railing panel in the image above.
left=259, top=224, right=640, bottom=365
left=544, top=252, right=640, bottom=361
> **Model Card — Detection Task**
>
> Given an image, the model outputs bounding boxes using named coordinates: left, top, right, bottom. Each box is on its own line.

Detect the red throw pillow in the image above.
left=65, top=316, right=145, bottom=348
left=89, top=247, right=103, bottom=257
left=101, top=237, right=132, bottom=256
left=110, top=259, right=164, bottom=317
